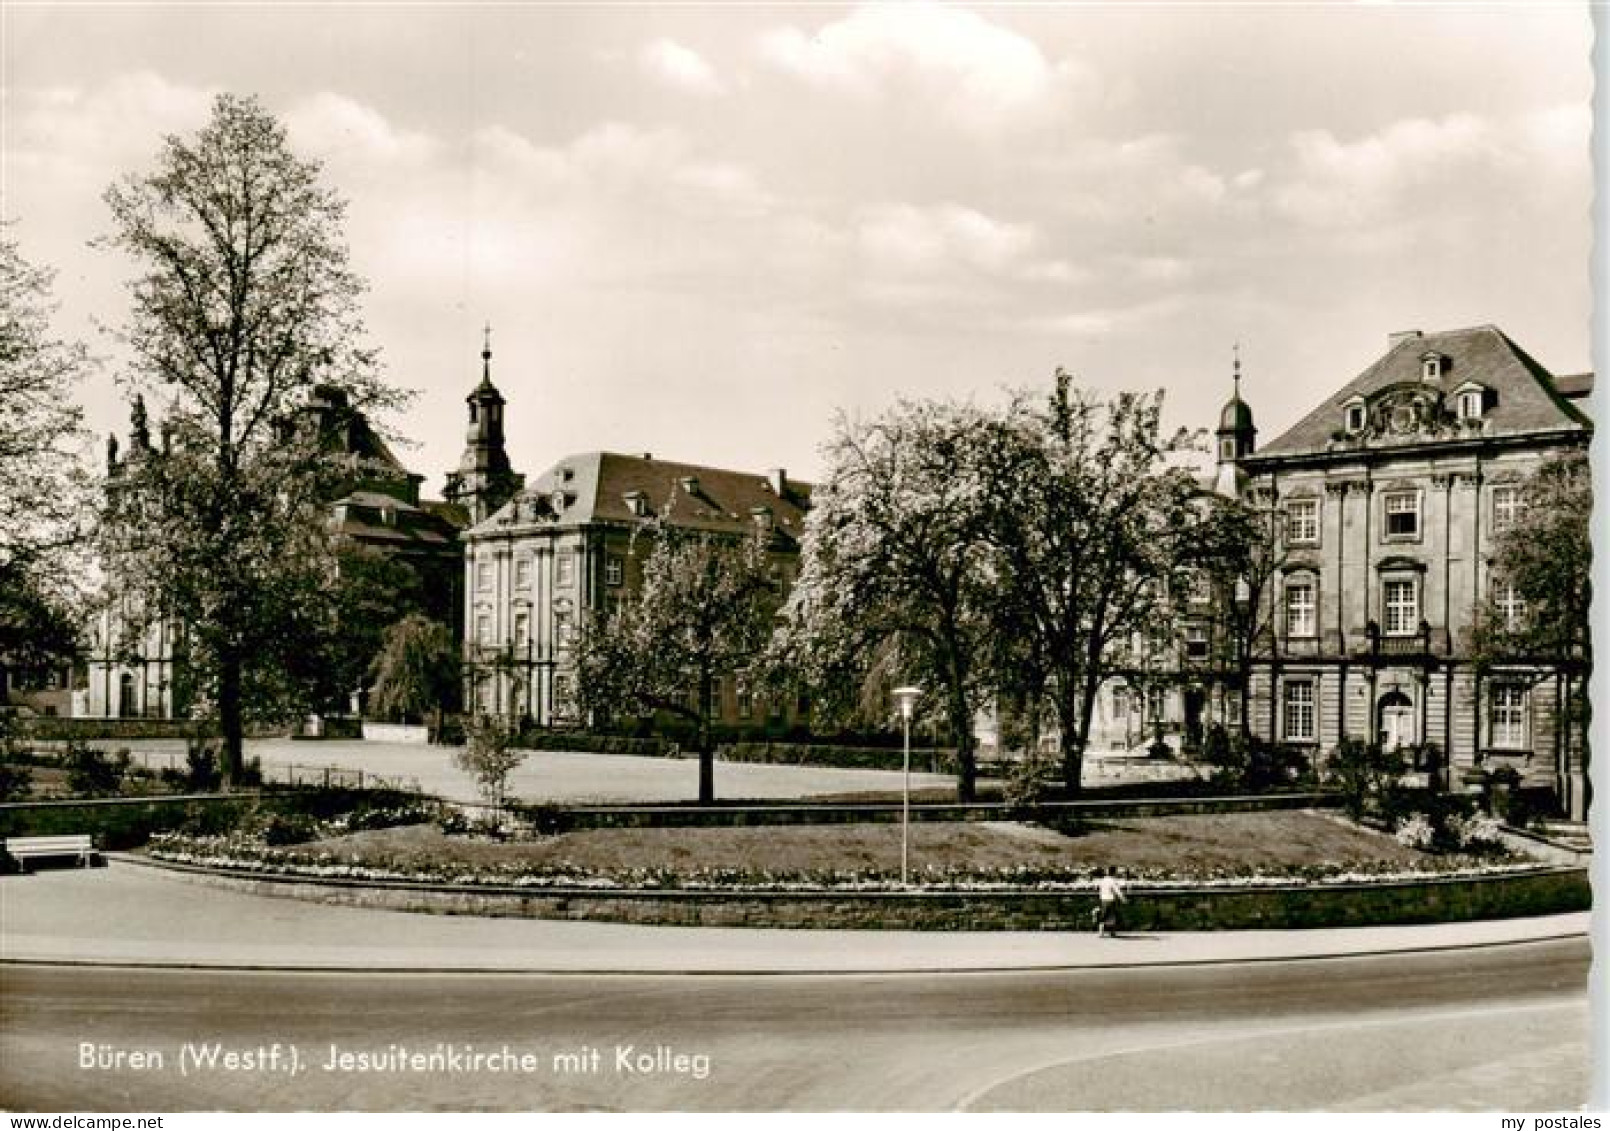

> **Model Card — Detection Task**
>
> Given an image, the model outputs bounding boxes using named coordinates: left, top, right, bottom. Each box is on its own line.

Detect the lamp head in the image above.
left=892, top=686, right=922, bottom=720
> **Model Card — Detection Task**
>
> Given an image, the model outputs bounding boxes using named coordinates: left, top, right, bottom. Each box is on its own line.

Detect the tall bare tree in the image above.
left=98, top=94, right=403, bottom=782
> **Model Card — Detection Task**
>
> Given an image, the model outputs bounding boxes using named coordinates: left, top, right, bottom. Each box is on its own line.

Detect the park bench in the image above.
left=2, top=834, right=100, bottom=872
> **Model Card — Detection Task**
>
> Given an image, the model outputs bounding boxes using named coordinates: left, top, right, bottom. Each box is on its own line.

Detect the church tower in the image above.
left=444, top=327, right=523, bottom=523
left=1214, top=345, right=1257, bottom=497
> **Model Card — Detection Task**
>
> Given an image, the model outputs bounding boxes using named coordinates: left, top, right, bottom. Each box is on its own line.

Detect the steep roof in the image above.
left=1254, top=325, right=1591, bottom=460
left=330, top=489, right=461, bottom=550
left=468, top=452, right=812, bottom=545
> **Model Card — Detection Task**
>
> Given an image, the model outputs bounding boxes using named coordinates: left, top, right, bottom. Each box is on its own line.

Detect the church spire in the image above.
left=1216, top=343, right=1256, bottom=468
left=444, top=327, right=523, bottom=524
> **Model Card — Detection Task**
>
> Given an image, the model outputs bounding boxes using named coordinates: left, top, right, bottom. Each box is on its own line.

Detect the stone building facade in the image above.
left=85, top=386, right=465, bottom=719
left=460, top=449, right=811, bottom=728
left=1223, top=326, right=1592, bottom=815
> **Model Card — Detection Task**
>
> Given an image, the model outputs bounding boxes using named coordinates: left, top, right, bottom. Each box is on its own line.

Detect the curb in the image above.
left=0, top=931, right=1590, bottom=978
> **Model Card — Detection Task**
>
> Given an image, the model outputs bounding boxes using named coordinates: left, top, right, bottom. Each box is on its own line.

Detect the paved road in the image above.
left=0, top=940, right=1589, bottom=1111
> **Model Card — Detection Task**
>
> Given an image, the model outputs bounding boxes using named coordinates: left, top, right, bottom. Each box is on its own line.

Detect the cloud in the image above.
left=1271, top=114, right=1498, bottom=227
left=284, top=92, right=437, bottom=166
left=470, top=121, right=774, bottom=220
left=5, top=71, right=215, bottom=186
left=855, top=202, right=1034, bottom=275
left=639, top=39, right=726, bottom=96
left=757, top=3, right=1071, bottom=129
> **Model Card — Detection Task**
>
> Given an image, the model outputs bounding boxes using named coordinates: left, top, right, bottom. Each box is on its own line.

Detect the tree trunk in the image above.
left=949, top=681, right=976, bottom=802
left=1057, top=681, right=1084, bottom=797
left=697, top=667, right=715, bottom=805
left=218, top=645, right=244, bottom=787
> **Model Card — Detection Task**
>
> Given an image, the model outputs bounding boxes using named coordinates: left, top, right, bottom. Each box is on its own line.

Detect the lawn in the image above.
left=292, top=809, right=1436, bottom=879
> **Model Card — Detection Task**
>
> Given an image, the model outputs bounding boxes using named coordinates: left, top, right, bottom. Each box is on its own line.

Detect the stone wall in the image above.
left=135, top=857, right=1589, bottom=932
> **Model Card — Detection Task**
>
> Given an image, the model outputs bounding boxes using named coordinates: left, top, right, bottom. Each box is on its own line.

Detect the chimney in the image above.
left=768, top=468, right=787, bottom=497
left=1388, top=330, right=1423, bottom=348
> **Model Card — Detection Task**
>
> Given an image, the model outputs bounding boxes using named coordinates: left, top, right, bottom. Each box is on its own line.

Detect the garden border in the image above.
left=119, top=853, right=1590, bottom=932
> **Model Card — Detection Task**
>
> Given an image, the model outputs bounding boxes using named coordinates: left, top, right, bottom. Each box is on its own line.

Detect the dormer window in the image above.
left=1420, top=352, right=1446, bottom=382
left=1453, top=381, right=1489, bottom=421
left=624, top=490, right=648, bottom=517
left=1343, top=397, right=1367, bottom=432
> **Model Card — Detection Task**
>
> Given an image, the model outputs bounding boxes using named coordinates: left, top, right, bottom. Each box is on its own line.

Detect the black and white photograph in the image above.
left=0, top=1, right=1600, bottom=1117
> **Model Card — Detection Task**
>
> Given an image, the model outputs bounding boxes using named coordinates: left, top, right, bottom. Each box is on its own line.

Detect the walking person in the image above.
left=1096, top=866, right=1126, bottom=937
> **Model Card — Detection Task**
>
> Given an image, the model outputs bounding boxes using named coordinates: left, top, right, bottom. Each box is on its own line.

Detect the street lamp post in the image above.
left=892, top=686, right=922, bottom=886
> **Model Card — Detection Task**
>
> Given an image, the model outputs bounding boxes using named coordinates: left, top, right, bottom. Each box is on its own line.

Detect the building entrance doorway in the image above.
left=1183, top=688, right=1205, bottom=751
left=1377, top=690, right=1415, bottom=750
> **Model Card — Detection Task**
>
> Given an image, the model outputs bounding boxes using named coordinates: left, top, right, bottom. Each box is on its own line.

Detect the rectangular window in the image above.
left=737, top=688, right=752, bottom=719
left=555, top=611, right=573, bottom=650
left=1490, top=684, right=1528, bottom=749
left=476, top=561, right=492, bottom=592
left=1494, top=580, right=1527, bottom=631
left=513, top=612, right=529, bottom=648
left=1283, top=681, right=1315, bottom=743
left=1492, top=485, right=1520, bottom=533
left=1384, top=579, right=1419, bottom=636
left=1286, top=499, right=1319, bottom=545
left=1184, top=624, right=1209, bottom=659
left=1384, top=491, right=1420, bottom=539
left=553, top=675, right=573, bottom=717
left=605, top=555, right=624, bottom=587
left=515, top=557, right=531, bottom=590
left=557, top=551, right=574, bottom=586
left=1285, top=580, right=1316, bottom=638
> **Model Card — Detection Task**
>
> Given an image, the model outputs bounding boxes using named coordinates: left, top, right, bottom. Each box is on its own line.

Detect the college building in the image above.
left=454, top=349, right=811, bottom=726
left=1098, top=326, right=1592, bottom=817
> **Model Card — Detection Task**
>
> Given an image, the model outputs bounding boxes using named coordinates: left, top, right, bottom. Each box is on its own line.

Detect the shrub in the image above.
left=1324, top=738, right=1406, bottom=819
left=1449, top=812, right=1506, bottom=854
left=453, top=715, right=526, bottom=807
left=260, top=811, right=320, bottom=846
left=1003, top=752, right=1055, bottom=809
left=0, top=762, right=33, bottom=801
left=1394, top=812, right=1436, bottom=851
left=185, top=745, right=223, bottom=791
left=64, top=742, right=127, bottom=797
left=1202, top=727, right=1315, bottom=792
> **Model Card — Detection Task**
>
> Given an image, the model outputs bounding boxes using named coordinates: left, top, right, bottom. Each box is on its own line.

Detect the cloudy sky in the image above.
left=2, top=3, right=1594, bottom=490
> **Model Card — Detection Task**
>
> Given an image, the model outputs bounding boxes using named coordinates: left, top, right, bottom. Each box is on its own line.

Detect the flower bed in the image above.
left=144, top=829, right=1543, bottom=894
left=130, top=807, right=1589, bottom=930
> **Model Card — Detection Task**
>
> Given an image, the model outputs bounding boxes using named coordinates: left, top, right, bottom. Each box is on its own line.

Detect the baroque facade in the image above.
left=85, top=387, right=466, bottom=719
left=458, top=427, right=811, bottom=728
left=1147, top=326, right=1592, bottom=816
